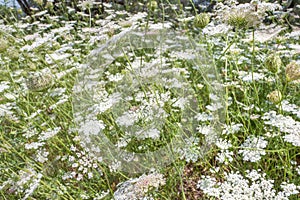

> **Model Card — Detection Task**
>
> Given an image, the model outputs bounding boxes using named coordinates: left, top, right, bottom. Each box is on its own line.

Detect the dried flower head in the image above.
left=286, top=61, right=300, bottom=82
left=7, top=48, right=20, bottom=61
left=227, top=10, right=248, bottom=29
left=264, top=53, right=281, bottom=73
left=267, top=90, right=282, bottom=104
left=0, top=38, right=8, bottom=53
left=26, top=68, right=54, bottom=92
left=113, top=173, right=166, bottom=200
left=194, top=13, right=210, bottom=29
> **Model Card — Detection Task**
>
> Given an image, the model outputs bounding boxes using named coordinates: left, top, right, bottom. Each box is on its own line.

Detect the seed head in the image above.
left=0, top=38, right=8, bottom=53
left=267, top=90, right=282, bottom=104
left=264, top=53, right=281, bottom=73
left=286, top=61, right=300, bottom=82
left=26, top=69, right=54, bottom=92
left=194, top=13, right=210, bottom=29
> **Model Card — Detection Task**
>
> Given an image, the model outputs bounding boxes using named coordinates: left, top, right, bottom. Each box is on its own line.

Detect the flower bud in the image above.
left=267, top=90, right=282, bottom=104
left=286, top=61, right=300, bottom=82
left=194, top=13, right=210, bottom=29
left=227, top=11, right=248, bottom=29
left=264, top=53, right=281, bottom=73
left=147, top=1, right=158, bottom=11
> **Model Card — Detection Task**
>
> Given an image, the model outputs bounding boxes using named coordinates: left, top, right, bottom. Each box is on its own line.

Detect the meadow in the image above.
left=0, top=0, right=300, bottom=199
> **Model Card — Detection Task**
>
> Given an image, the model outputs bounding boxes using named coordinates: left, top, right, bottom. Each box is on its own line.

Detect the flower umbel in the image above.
left=286, top=61, right=300, bottom=82
left=267, top=90, right=282, bottom=104
left=113, top=173, right=166, bottom=200
left=264, top=53, right=282, bottom=73
left=194, top=13, right=210, bottom=29
left=25, top=68, right=54, bottom=92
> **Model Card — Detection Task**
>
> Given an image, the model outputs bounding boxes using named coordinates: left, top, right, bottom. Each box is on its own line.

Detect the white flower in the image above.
left=116, top=111, right=139, bottom=127
left=216, top=150, right=234, bottom=164
left=203, top=23, right=231, bottom=36
left=35, top=148, right=49, bottom=163
left=222, top=123, right=243, bottom=135
left=216, top=139, right=232, bottom=150
left=238, top=71, right=266, bottom=82
left=0, top=81, right=9, bottom=92
left=198, top=169, right=299, bottom=199
left=107, top=73, right=124, bottom=82
left=38, top=127, right=61, bottom=141
left=79, top=119, right=106, bottom=136
left=135, top=128, right=160, bottom=140
left=114, top=173, right=165, bottom=200
left=25, top=142, right=45, bottom=150
left=195, top=112, right=213, bottom=122
left=238, top=136, right=268, bottom=162
left=262, top=111, right=300, bottom=146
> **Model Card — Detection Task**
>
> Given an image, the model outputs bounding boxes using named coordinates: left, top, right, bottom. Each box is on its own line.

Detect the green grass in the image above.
left=0, top=0, right=300, bottom=199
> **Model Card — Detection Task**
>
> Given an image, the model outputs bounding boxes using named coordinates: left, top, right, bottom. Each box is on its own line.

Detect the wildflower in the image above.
left=0, top=38, right=8, bottom=53
left=113, top=173, right=165, bottom=200
left=286, top=61, right=300, bottom=82
left=7, top=48, right=20, bottom=61
left=262, top=111, right=300, bottom=147
left=264, top=53, right=282, bottom=73
left=0, top=81, right=10, bottom=93
left=194, top=13, right=210, bottom=29
left=238, top=136, right=268, bottom=162
left=81, top=0, right=94, bottom=10
left=198, top=169, right=299, bottom=199
left=227, top=10, right=249, bottom=29
left=25, top=68, right=54, bottom=92
left=267, top=90, right=282, bottom=104
left=147, top=1, right=158, bottom=11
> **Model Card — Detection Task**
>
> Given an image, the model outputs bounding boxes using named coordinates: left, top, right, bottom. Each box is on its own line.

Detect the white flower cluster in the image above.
left=214, top=0, right=282, bottom=27
left=278, top=100, right=300, bottom=119
left=197, top=169, right=300, bottom=199
left=61, top=145, right=102, bottom=181
left=0, top=167, right=43, bottom=200
left=262, top=111, right=300, bottom=147
left=216, top=138, right=233, bottom=164
left=222, top=123, right=243, bottom=135
left=176, top=136, right=203, bottom=163
left=238, top=135, right=268, bottom=162
left=24, top=127, right=61, bottom=150
left=113, top=173, right=165, bottom=200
